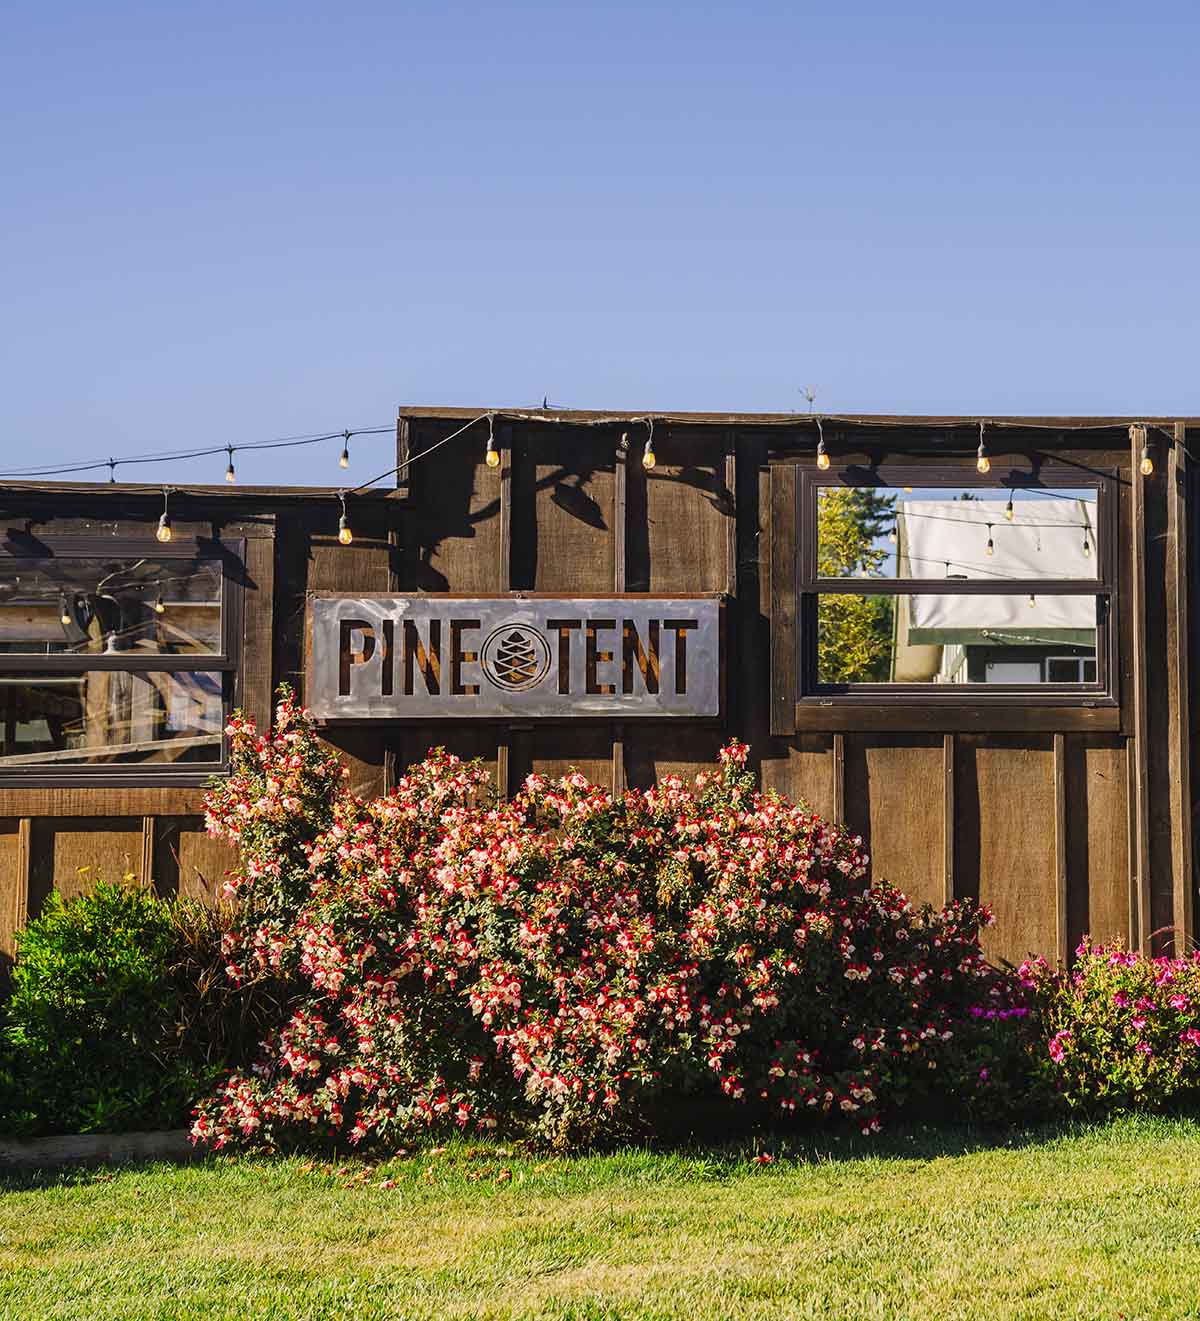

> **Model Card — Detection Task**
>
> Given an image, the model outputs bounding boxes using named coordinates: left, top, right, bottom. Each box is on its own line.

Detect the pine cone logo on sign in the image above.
left=480, top=623, right=552, bottom=691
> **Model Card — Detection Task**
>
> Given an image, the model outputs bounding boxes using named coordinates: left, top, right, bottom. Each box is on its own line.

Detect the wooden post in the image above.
left=612, top=430, right=627, bottom=794
left=1129, top=424, right=1153, bottom=952
left=1167, top=421, right=1194, bottom=951
left=141, top=816, right=156, bottom=891
left=769, top=465, right=798, bottom=736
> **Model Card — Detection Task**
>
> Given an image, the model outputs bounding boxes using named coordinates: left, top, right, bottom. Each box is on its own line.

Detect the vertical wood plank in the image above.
left=1167, top=422, right=1193, bottom=951
left=1054, top=734, right=1068, bottom=966
left=1129, top=424, right=1152, bottom=951
left=496, top=739, right=510, bottom=800
left=395, top=416, right=411, bottom=497
left=832, top=733, right=845, bottom=825
left=769, top=465, right=798, bottom=736
left=240, top=527, right=276, bottom=732
left=943, top=734, right=956, bottom=905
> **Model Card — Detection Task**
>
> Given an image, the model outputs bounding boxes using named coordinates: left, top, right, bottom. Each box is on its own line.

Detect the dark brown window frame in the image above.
left=0, top=535, right=245, bottom=787
left=792, top=463, right=1121, bottom=731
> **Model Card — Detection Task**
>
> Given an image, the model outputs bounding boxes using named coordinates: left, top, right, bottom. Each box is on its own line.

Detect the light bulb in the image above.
left=1140, top=446, right=1154, bottom=477
left=642, top=443, right=656, bottom=471
left=156, top=514, right=173, bottom=543
left=60, top=600, right=71, bottom=626
left=976, top=449, right=991, bottom=475
left=225, top=461, right=236, bottom=483
left=986, top=537, right=994, bottom=557
left=888, top=528, right=897, bottom=543
left=485, top=444, right=501, bottom=469
left=339, top=447, right=350, bottom=469
left=153, top=594, right=166, bottom=614
left=1082, top=535, right=1091, bottom=559
left=1028, top=594, right=1036, bottom=608
left=1005, top=496, right=1014, bottom=522
left=816, top=447, right=830, bottom=471
left=338, top=515, right=353, bottom=546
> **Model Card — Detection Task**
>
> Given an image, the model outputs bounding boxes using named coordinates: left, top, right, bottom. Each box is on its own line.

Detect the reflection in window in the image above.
left=817, top=594, right=1099, bottom=685
left=0, top=558, right=222, bottom=656
left=817, top=488, right=1099, bottom=581
left=0, top=672, right=224, bottom=765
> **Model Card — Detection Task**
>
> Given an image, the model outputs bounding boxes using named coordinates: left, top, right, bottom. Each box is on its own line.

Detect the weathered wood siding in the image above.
left=0, top=412, right=1195, bottom=973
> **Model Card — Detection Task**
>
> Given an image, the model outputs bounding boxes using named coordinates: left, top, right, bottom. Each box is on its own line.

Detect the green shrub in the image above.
left=1022, top=941, right=1200, bottom=1115
left=0, top=879, right=273, bottom=1137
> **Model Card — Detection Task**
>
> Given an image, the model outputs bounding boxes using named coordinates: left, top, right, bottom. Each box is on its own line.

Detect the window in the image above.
left=796, top=466, right=1117, bottom=709
left=0, top=537, right=242, bottom=785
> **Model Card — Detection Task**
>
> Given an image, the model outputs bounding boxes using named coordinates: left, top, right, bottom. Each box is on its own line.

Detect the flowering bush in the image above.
left=193, top=689, right=1019, bottom=1152
left=1022, top=940, right=1200, bottom=1114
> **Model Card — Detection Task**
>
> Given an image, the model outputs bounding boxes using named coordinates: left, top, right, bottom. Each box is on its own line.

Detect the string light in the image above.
left=340, top=431, right=351, bottom=469
left=642, top=418, right=656, bottom=471
left=985, top=525, right=994, bottom=557
left=1140, top=441, right=1154, bottom=477
left=1028, top=594, right=1037, bottom=608
left=156, top=488, right=173, bottom=543
left=153, top=593, right=166, bottom=614
left=224, top=447, right=236, bottom=483
left=485, top=414, right=500, bottom=469
left=1082, top=530, right=1092, bottom=559
left=59, top=594, right=71, bottom=626
left=976, top=421, right=991, bottom=474
left=816, top=419, right=830, bottom=471
left=1005, top=494, right=1014, bottom=522
left=337, top=491, right=353, bottom=545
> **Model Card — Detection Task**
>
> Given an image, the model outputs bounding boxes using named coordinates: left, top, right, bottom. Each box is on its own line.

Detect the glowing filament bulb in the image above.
left=225, top=448, right=236, bottom=483
left=1028, top=593, right=1037, bottom=608
left=1005, top=495, right=1014, bottom=522
left=1082, top=532, right=1091, bottom=559
left=485, top=415, right=500, bottom=468
left=985, top=527, right=994, bottom=557
left=156, top=513, right=172, bottom=543
left=1140, top=445, right=1154, bottom=477
left=340, top=432, right=351, bottom=469
left=642, top=439, right=656, bottom=470
left=976, top=444, right=991, bottom=475
left=338, top=515, right=353, bottom=545
left=153, top=594, right=166, bottom=614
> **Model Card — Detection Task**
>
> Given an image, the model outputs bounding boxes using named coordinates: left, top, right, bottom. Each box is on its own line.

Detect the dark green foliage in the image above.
left=0, top=881, right=276, bottom=1137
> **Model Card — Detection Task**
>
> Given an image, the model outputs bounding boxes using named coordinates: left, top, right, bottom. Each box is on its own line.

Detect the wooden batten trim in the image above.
left=832, top=733, right=845, bottom=825
left=14, top=817, right=31, bottom=937
left=612, top=439, right=628, bottom=796
left=1129, top=424, right=1153, bottom=951
left=724, top=429, right=738, bottom=597
left=1167, top=422, right=1194, bottom=950
left=141, top=816, right=156, bottom=889
left=1053, top=734, right=1068, bottom=966
left=497, top=421, right=513, bottom=591
left=943, top=734, right=955, bottom=906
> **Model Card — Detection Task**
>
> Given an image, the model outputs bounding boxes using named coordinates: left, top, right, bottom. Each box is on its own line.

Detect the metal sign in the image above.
left=306, top=595, right=722, bottom=720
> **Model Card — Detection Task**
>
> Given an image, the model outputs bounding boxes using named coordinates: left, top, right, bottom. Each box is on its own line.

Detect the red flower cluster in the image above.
left=193, top=691, right=1008, bottom=1151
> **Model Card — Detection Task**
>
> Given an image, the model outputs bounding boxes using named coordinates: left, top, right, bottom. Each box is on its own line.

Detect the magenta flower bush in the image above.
left=1021, top=941, right=1200, bottom=1114
left=191, top=689, right=1019, bottom=1152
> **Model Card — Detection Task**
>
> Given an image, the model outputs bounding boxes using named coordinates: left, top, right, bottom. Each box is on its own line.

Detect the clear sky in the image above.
left=3, top=2, right=1199, bottom=487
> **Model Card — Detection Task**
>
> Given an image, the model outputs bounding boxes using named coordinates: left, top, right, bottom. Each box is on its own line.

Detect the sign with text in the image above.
left=306, top=596, right=722, bottom=720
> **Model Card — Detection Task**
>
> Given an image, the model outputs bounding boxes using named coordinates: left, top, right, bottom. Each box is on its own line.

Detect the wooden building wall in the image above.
left=0, top=412, right=1195, bottom=973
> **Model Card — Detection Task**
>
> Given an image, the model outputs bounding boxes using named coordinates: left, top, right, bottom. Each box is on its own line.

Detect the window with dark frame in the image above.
left=0, top=537, right=243, bottom=785
left=796, top=465, right=1118, bottom=706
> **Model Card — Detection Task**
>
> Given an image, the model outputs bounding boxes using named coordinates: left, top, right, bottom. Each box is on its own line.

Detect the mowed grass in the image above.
left=2, top=1118, right=1200, bottom=1320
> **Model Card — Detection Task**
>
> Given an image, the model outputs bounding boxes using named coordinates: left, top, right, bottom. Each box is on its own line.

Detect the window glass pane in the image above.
left=816, top=487, right=1099, bottom=581
left=0, top=557, right=222, bottom=655
left=816, top=593, right=1099, bottom=685
left=0, top=672, right=224, bottom=766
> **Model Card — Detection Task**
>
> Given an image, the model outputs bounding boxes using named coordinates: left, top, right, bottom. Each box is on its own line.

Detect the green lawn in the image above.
left=2, top=1118, right=1200, bottom=1319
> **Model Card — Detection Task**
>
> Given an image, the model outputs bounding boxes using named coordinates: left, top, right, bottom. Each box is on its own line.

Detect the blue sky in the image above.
left=3, top=2, right=1199, bottom=486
